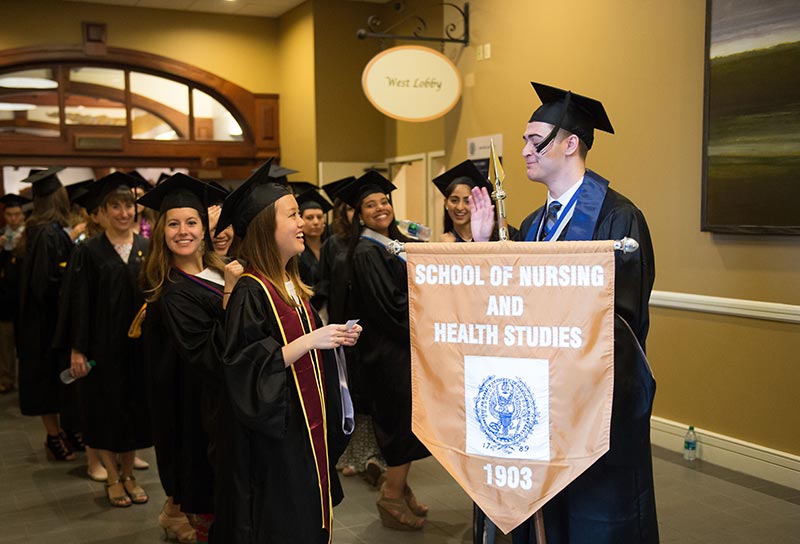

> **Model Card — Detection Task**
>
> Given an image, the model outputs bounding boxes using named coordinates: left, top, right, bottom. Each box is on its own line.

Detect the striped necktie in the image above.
left=541, top=201, right=562, bottom=240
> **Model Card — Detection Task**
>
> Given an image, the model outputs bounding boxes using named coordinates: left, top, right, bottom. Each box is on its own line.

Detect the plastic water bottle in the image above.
left=396, top=219, right=432, bottom=241
left=60, top=360, right=96, bottom=384
left=683, top=425, right=697, bottom=461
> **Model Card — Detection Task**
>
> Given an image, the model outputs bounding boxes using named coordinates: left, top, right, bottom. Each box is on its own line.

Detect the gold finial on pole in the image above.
left=489, top=138, right=509, bottom=241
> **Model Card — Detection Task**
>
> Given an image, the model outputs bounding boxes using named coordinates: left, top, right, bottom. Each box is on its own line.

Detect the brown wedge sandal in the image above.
left=404, top=485, right=429, bottom=517
left=106, top=479, right=132, bottom=508
left=376, top=490, right=425, bottom=530
left=122, top=475, right=149, bottom=504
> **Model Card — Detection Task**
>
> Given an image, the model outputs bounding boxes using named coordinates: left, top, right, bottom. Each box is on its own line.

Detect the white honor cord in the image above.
left=334, top=346, right=355, bottom=435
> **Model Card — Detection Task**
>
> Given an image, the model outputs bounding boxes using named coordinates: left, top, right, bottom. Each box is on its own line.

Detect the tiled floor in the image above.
left=1, top=389, right=798, bottom=543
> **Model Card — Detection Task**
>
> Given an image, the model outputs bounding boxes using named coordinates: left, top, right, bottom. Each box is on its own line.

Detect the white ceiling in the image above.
left=63, top=0, right=388, bottom=18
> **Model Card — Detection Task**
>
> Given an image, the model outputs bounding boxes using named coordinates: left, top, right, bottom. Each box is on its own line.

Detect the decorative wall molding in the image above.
left=651, top=416, right=800, bottom=490
left=650, top=290, right=800, bottom=324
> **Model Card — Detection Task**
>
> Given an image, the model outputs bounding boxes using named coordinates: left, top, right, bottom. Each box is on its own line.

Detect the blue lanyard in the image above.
left=540, top=186, right=582, bottom=242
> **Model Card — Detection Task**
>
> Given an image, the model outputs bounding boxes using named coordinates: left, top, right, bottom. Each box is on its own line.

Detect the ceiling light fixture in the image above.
left=0, top=102, right=37, bottom=111
left=0, top=77, right=58, bottom=89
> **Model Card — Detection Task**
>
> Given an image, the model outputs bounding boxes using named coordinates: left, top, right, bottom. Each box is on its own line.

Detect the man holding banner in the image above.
left=467, top=82, right=658, bottom=542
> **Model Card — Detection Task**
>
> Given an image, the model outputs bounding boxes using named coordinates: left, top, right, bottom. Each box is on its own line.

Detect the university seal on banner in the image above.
left=474, top=375, right=539, bottom=455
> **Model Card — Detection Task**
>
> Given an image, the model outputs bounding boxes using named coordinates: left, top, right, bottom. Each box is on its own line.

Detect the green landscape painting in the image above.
left=703, top=0, right=800, bottom=234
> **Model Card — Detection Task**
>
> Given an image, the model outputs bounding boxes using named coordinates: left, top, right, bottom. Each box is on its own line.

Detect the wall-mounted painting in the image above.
left=702, top=0, right=800, bottom=235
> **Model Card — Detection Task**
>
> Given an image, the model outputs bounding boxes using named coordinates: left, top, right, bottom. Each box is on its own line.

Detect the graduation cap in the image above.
left=137, top=173, right=228, bottom=215
left=267, top=164, right=298, bottom=185
left=207, top=181, right=230, bottom=206
left=21, top=166, right=64, bottom=198
left=336, top=170, right=396, bottom=209
left=156, top=172, right=171, bottom=185
left=432, top=160, right=492, bottom=196
left=216, top=158, right=292, bottom=238
left=528, top=82, right=614, bottom=151
left=0, top=193, right=31, bottom=208
left=92, top=171, right=141, bottom=206
left=321, top=176, right=356, bottom=201
left=287, top=181, right=319, bottom=196
left=126, top=170, right=152, bottom=191
left=296, top=189, right=333, bottom=214
left=66, top=179, right=95, bottom=203
left=73, top=184, right=101, bottom=215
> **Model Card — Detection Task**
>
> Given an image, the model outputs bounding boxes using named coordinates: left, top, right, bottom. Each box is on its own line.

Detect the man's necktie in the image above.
left=541, top=201, right=562, bottom=240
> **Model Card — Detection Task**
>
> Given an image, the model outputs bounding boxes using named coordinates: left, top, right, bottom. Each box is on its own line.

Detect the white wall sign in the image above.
left=362, top=45, right=462, bottom=123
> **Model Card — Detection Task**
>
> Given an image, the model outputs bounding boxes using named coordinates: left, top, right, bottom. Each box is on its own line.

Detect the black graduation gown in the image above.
left=349, top=238, right=430, bottom=467
left=315, top=234, right=371, bottom=413
left=511, top=170, right=658, bottom=544
left=17, top=222, right=72, bottom=416
left=297, top=245, right=320, bottom=293
left=0, top=246, right=22, bottom=322
left=145, top=270, right=224, bottom=514
left=63, top=233, right=151, bottom=452
left=211, top=276, right=348, bottom=544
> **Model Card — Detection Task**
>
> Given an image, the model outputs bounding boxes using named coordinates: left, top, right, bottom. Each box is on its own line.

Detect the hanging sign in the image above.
left=407, top=240, right=616, bottom=533
left=362, top=45, right=462, bottom=122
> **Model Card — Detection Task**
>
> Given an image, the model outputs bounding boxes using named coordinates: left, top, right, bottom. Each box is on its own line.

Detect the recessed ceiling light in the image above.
left=0, top=102, right=37, bottom=111
left=0, top=77, right=58, bottom=89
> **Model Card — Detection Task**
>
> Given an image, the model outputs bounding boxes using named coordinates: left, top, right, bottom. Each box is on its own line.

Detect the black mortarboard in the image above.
left=21, top=167, right=64, bottom=198
left=267, top=164, right=298, bottom=185
left=66, top=179, right=95, bottom=203
left=137, top=173, right=228, bottom=215
left=216, top=158, right=292, bottom=238
left=0, top=194, right=31, bottom=208
left=157, top=172, right=171, bottom=185
left=126, top=170, right=152, bottom=191
left=337, top=170, right=396, bottom=209
left=432, top=160, right=492, bottom=196
left=207, top=181, right=230, bottom=206
left=92, top=171, right=141, bottom=205
left=73, top=184, right=101, bottom=215
left=288, top=181, right=319, bottom=196
left=296, top=190, right=333, bottom=214
left=528, top=82, right=614, bottom=150
left=321, top=176, right=356, bottom=201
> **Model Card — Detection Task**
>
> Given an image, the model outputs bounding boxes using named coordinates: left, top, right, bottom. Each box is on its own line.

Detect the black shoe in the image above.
left=62, top=429, right=86, bottom=452
left=45, top=433, right=76, bottom=462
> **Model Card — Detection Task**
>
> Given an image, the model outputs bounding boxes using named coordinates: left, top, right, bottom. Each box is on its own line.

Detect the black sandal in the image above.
left=62, top=429, right=86, bottom=452
left=44, top=433, right=76, bottom=462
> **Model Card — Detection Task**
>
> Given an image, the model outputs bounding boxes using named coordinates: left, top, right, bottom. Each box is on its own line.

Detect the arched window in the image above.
left=0, top=46, right=278, bottom=177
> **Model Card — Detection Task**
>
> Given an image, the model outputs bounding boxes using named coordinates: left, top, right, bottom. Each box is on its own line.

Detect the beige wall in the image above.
left=312, top=1, right=386, bottom=163
left=277, top=2, right=317, bottom=181
left=1, top=0, right=279, bottom=93
left=445, top=0, right=800, bottom=454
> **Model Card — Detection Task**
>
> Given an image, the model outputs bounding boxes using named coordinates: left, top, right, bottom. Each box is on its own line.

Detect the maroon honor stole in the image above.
left=243, top=271, right=332, bottom=535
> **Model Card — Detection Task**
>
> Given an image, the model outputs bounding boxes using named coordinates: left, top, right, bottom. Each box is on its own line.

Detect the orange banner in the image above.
left=406, top=240, right=615, bottom=534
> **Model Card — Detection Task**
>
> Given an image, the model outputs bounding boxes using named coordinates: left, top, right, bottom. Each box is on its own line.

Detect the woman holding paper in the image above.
left=212, top=160, right=360, bottom=543
left=340, top=171, right=431, bottom=531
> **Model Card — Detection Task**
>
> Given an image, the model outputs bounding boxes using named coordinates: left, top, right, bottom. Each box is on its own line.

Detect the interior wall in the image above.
left=444, top=0, right=800, bottom=454
left=0, top=0, right=280, bottom=93
left=312, top=0, right=386, bottom=164
left=277, top=2, right=317, bottom=182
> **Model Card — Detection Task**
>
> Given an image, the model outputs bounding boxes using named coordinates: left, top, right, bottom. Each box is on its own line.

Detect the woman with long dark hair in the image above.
left=316, top=176, right=386, bottom=484
left=139, top=174, right=236, bottom=542
left=339, top=171, right=431, bottom=531
left=17, top=167, right=76, bottom=462
left=211, top=161, right=360, bottom=543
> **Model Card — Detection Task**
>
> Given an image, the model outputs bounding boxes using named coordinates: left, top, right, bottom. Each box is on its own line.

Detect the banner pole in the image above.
left=533, top=510, right=547, bottom=543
